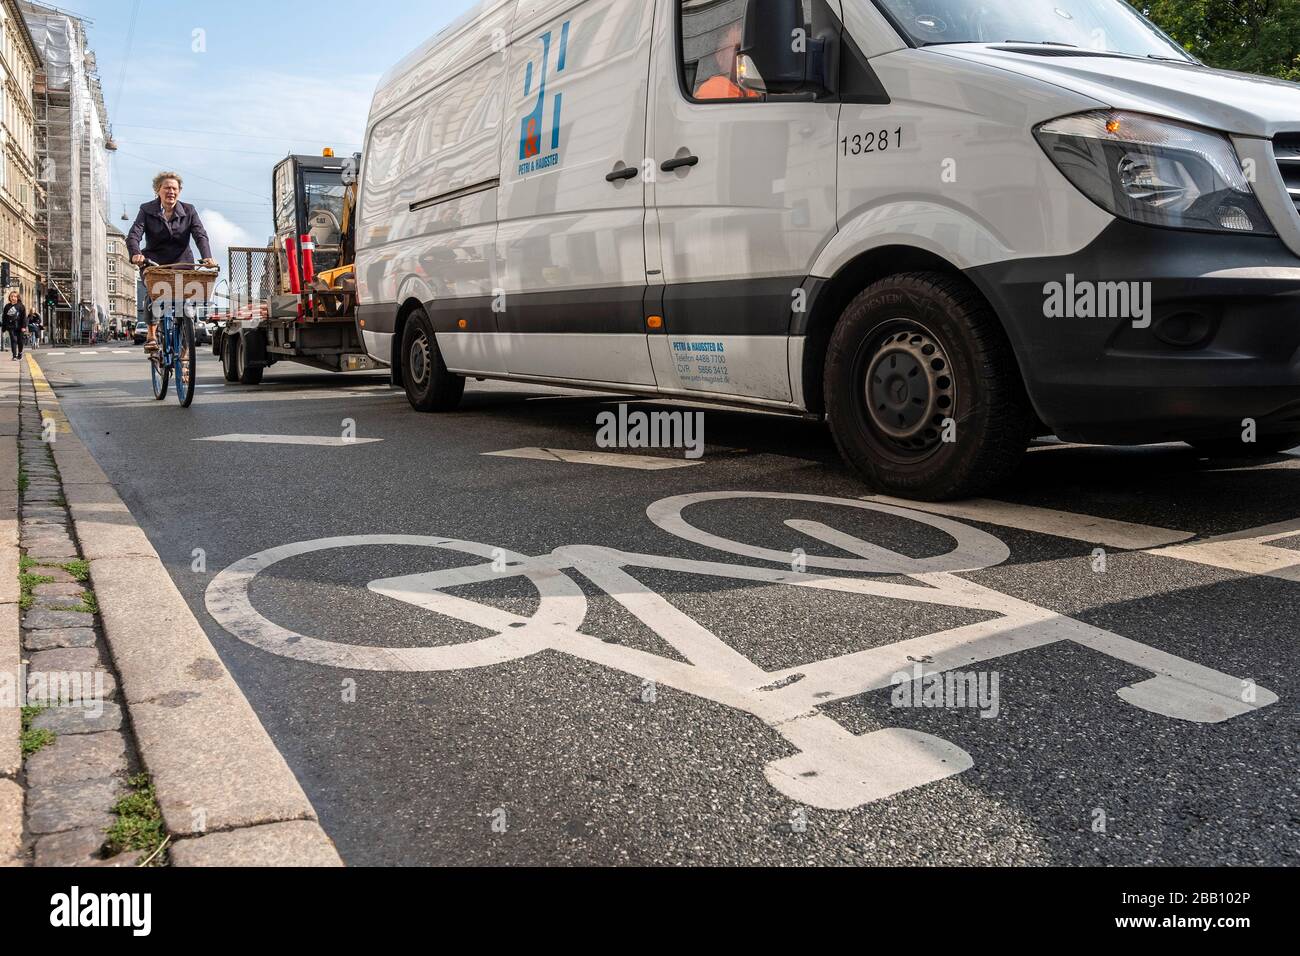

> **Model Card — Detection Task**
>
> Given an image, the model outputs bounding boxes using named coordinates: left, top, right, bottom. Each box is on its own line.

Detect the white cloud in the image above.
left=198, top=207, right=260, bottom=276
left=200, top=207, right=257, bottom=249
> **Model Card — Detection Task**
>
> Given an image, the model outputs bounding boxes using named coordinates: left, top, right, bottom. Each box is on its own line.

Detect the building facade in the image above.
left=0, top=0, right=41, bottom=306
left=105, top=222, right=134, bottom=334
left=21, top=0, right=110, bottom=343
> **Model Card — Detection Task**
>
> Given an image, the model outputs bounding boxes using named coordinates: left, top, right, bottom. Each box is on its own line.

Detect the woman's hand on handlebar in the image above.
left=131, top=254, right=146, bottom=266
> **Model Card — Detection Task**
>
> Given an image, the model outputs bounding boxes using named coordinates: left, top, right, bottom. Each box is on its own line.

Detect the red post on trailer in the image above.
left=300, top=235, right=316, bottom=285
left=286, top=236, right=302, bottom=295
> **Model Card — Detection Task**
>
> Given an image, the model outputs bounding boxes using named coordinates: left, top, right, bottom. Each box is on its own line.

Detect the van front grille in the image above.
left=1276, top=135, right=1300, bottom=217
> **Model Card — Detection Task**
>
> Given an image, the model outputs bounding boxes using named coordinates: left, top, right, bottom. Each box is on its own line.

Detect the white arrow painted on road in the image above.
left=195, top=434, right=382, bottom=447
left=485, top=447, right=701, bottom=470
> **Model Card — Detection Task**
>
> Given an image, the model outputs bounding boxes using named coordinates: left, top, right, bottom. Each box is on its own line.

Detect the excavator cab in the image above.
left=271, top=151, right=360, bottom=294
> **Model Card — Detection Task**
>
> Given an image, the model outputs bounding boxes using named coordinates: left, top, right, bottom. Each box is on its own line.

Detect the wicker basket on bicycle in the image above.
left=143, top=263, right=218, bottom=304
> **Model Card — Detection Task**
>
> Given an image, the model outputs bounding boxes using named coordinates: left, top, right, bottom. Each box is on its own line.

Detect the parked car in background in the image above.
left=133, top=321, right=148, bottom=345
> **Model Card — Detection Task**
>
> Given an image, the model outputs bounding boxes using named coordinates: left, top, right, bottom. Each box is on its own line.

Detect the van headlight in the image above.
left=1034, top=111, right=1274, bottom=236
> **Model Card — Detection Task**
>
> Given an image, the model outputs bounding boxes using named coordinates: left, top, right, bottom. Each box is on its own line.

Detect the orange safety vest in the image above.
left=694, top=74, right=761, bottom=101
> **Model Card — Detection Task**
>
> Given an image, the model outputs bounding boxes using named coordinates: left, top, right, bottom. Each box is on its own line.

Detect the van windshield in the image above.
left=870, top=0, right=1192, bottom=61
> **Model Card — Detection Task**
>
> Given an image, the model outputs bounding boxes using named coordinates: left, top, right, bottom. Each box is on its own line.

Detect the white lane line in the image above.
left=194, top=434, right=383, bottom=447
left=1147, top=518, right=1300, bottom=582
left=112, top=350, right=132, bottom=355
left=865, top=496, right=1194, bottom=549
left=484, top=447, right=702, bottom=470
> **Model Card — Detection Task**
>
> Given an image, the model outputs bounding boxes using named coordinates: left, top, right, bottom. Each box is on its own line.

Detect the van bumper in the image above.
left=968, top=221, right=1300, bottom=443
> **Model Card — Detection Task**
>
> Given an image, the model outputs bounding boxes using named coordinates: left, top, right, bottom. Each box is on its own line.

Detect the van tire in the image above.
left=221, top=333, right=240, bottom=383
left=401, top=308, right=464, bottom=412
left=824, top=272, right=1033, bottom=501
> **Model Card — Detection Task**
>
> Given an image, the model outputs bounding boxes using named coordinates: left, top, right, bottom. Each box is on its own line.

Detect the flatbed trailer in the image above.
left=212, top=152, right=377, bottom=384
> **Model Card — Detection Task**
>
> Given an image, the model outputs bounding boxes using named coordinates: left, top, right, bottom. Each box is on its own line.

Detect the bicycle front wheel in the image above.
left=175, top=316, right=197, bottom=408
left=150, top=349, right=170, bottom=400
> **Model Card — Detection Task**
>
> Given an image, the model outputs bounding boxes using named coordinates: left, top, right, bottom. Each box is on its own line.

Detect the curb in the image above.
left=26, top=355, right=342, bottom=866
left=0, top=358, right=21, bottom=865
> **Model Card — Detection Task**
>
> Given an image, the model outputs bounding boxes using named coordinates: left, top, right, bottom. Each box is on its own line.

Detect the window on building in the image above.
left=108, top=241, right=116, bottom=255
left=109, top=278, right=117, bottom=294
left=108, top=259, right=116, bottom=275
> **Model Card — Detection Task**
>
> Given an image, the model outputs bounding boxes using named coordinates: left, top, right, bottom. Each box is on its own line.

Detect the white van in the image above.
left=355, top=0, right=1300, bottom=499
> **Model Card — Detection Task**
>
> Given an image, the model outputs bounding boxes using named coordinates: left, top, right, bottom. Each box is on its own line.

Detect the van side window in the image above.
left=679, top=0, right=811, bottom=103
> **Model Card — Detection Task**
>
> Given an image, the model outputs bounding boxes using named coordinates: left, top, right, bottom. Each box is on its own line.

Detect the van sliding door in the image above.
left=494, top=0, right=658, bottom=386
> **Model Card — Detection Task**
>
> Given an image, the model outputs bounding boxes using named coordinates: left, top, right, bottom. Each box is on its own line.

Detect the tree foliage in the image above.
left=1139, top=1, right=1300, bottom=80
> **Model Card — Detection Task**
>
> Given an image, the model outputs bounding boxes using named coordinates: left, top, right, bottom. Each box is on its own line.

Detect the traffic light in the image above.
left=46, top=287, right=57, bottom=308
left=0, top=261, right=9, bottom=289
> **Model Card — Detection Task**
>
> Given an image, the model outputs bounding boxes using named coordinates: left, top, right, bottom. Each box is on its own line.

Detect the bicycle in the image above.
left=142, top=260, right=219, bottom=408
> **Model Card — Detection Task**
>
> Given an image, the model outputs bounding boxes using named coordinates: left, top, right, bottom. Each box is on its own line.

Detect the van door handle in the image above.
left=661, top=154, right=699, bottom=172
left=606, top=165, right=639, bottom=182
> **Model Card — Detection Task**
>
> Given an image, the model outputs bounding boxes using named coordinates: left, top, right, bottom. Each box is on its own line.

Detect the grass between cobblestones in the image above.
left=20, top=705, right=54, bottom=759
left=106, top=774, right=167, bottom=865
left=17, top=556, right=93, bottom=611
left=18, top=569, right=53, bottom=611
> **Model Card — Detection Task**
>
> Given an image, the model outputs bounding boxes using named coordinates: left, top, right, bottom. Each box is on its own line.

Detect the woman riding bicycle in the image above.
left=126, top=171, right=216, bottom=352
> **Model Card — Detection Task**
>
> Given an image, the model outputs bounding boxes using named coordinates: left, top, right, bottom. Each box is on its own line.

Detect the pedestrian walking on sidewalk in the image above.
left=5, top=292, right=28, bottom=360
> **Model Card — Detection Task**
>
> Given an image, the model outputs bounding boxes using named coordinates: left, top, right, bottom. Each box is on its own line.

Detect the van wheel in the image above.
left=221, top=334, right=240, bottom=383
left=1188, top=433, right=1300, bottom=457
left=401, top=308, right=464, bottom=412
left=824, top=272, right=1033, bottom=501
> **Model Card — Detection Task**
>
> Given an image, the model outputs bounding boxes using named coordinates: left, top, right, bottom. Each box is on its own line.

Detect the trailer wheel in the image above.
left=236, top=334, right=264, bottom=385
left=401, top=308, right=463, bottom=412
left=824, top=272, right=1034, bottom=501
left=221, top=333, right=240, bottom=383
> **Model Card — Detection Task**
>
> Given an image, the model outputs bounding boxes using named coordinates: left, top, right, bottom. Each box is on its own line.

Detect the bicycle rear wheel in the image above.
left=175, top=316, right=197, bottom=407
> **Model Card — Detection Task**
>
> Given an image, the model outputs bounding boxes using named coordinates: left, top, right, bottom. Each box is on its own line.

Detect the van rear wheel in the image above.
left=825, top=272, right=1033, bottom=501
left=401, top=308, right=464, bottom=412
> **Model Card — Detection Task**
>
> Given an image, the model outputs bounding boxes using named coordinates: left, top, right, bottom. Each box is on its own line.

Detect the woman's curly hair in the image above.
left=152, top=171, right=183, bottom=193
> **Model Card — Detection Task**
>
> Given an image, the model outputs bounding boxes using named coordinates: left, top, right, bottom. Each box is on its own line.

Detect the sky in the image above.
left=54, top=0, right=480, bottom=265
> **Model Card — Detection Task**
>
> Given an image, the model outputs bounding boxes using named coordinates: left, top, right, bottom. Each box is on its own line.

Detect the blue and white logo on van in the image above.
left=517, top=20, right=569, bottom=176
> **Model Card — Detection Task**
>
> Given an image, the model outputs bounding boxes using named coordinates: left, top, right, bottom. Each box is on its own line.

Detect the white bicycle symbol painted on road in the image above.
left=205, top=492, right=1278, bottom=810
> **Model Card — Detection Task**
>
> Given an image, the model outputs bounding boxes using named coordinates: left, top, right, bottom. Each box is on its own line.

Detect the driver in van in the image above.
left=694, top=19, right=762, bottom=100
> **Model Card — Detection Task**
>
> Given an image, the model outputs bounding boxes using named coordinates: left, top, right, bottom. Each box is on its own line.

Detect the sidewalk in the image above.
left=1, top=356, right=341, bottom=866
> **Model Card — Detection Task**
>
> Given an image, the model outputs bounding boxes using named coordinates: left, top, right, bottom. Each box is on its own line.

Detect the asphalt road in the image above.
left=31, top=343, right=1300, bottom=866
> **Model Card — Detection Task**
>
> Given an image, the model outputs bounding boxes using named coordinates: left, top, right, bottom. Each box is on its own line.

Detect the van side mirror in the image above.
left=738, top=0, right=830, bottom=96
